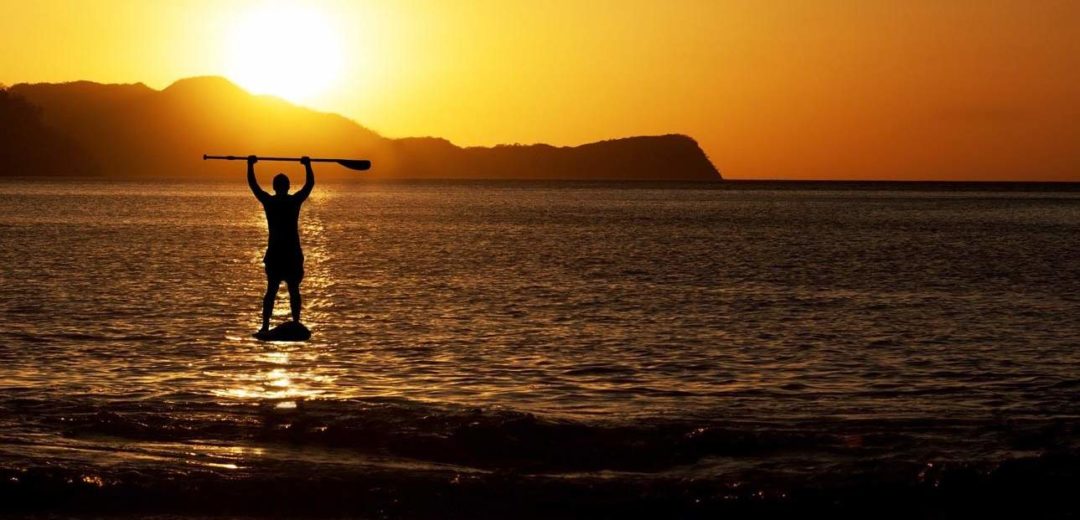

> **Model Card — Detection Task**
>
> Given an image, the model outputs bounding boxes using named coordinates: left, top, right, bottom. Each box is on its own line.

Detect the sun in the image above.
left=225, top=4, right=344, bottom=103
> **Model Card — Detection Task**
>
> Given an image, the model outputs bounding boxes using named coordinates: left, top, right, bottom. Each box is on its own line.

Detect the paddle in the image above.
left=203, top=154, right=371, bottom=171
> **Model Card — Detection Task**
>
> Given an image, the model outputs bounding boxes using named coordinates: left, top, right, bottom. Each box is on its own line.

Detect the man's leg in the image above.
left=286, top=278, right=302, bottom=323
left=261, top=277, right=279, bottom=332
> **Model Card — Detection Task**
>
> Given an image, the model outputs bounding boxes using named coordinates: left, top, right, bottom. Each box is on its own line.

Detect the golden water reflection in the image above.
left=210, top=347, right=336, bottom=404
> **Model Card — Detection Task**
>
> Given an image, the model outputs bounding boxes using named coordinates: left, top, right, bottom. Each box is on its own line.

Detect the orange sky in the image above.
left=2, top=0, right=1078, bottom=180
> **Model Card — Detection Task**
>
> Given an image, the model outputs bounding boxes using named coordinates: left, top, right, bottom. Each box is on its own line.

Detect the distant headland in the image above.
left=0, top=77, right=721, bottom=182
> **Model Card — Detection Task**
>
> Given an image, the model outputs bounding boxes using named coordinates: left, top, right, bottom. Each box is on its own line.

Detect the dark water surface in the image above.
left=1, top=180, right=1077, bottom=517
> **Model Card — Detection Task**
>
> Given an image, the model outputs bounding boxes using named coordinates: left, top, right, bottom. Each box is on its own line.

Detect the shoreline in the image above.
left=3, top=452, right=1076, bottom=518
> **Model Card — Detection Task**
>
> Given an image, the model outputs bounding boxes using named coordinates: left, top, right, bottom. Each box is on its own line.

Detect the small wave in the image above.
left=1, top=397, right=1062, bottom=477
left=562, top=365, right=634, bottom=376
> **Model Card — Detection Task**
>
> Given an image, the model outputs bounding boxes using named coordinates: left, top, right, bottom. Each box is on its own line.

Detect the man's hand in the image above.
left=247, top=155, right=258, bottom=165
left=300, top=156, right=311, bottom=166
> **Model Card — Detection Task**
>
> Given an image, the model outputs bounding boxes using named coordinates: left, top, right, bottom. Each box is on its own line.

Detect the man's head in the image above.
left=272, top=173, right=290, bottom=195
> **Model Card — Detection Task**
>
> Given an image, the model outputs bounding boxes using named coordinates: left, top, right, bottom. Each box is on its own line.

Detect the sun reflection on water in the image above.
left=210, top=349, right=334, bottom=403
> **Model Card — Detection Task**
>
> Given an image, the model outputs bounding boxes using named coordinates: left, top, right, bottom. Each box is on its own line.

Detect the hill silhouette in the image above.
left=0, top=87, right=99, bottom=176
left=4, top=77, right=720, bottom=181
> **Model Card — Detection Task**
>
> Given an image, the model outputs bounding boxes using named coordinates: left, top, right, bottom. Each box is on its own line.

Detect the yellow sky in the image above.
left=2, top=0, right=1078, bottom=180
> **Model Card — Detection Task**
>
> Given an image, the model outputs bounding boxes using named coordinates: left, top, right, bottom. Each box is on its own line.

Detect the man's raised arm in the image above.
left=296, top=156, right=315, bottom=201
left=247, top=155, right=269, bottom=202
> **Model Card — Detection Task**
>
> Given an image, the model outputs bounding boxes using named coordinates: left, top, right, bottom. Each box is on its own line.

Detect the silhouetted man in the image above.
left=247, top=155, right=314, bottom=334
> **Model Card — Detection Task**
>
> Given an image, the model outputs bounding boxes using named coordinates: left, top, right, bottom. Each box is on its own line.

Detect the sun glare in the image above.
left=225, top=4, right=343, bottom=103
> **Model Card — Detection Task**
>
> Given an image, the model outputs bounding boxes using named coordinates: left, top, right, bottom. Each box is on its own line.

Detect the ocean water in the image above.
left=1, top=179, right=1078, bottom=516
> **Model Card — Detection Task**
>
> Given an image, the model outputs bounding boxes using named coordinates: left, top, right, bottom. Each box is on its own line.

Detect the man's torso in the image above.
left=261, top=194, right=304, bottom=263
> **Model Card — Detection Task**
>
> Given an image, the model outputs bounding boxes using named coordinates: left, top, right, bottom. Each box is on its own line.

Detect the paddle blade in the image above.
left=337, top=159, right=371, bottom=171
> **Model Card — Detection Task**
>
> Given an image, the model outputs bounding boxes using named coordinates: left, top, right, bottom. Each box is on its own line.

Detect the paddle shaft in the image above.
left=204, top=155, right=347, bottom=163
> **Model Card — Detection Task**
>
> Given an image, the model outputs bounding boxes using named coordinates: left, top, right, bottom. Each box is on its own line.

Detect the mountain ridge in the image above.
left=3, top=76, right=721, bottom=181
